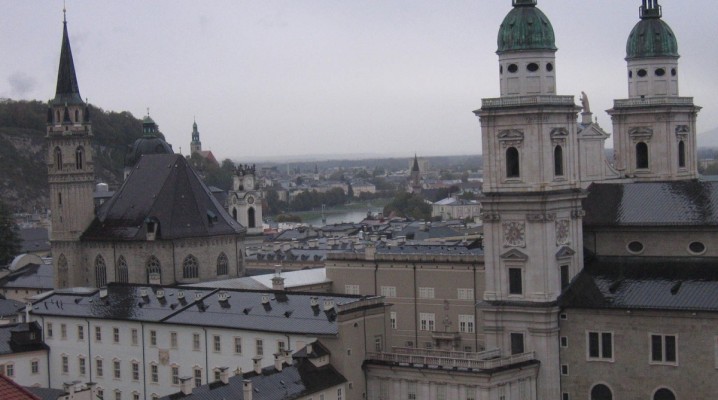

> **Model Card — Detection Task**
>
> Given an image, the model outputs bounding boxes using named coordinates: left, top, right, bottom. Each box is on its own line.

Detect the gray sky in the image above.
left=2, top=1, right=717, bottom=161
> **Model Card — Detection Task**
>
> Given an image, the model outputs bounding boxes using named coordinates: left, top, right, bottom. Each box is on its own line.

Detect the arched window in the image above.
left=183, top=255, right=199, bottom=279
left=653, top=388, right=676, bottom=400
left=56, top=110, right=61, bottom=123
left=74, top=109, right=79, bottom=122
left=506, top=147, right=520, bottom=178
left=54, top=147, right=63, bottom=170
left=146, top=256, right=161, bottom=284
left=248, top=207, right=256, bottom=228
left=590, top=384, right=613, bottom=400
left=232, top=208, right=238, bottom=221
left=678, top=140, right=686, bottom=168
left=95, top=255, right=107, bottom=288
left=636, top=142, right=649, bottom=169
left=75, top=146, right=84, bottom=170
left=57, top=254, right=69, bottom=288
left=554, top=145, right=564, bottom=176
left=117, top=256, right=129, bottom=283
left=216, top=253, right=229, bottom=276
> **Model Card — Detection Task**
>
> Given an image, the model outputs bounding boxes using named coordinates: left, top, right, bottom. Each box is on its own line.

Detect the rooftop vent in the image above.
left=310, top=297, right=319, bottom=307
left=323, top=298, right=335, bottom=311
left=218, top=291, right=229, bottom=301
left=194, top=292, right=203, bottom=301
left=140, top=288, right=148, bottom=297
left=99, top=288, right=108, bottom=299
left=261, top=294, right=270, bottom=304
left=178, top=291, right=185, bottom=299
left=156, top=289, right=165, bottom=299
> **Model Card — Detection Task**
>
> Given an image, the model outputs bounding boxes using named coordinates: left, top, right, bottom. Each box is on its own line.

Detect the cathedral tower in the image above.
left=475, top=1, right=584, bottom=398
left=609, top=0, right=701, bottom=180
left=190, top=119, right=202, bottom=155
left=46, top=11, right=95, bottom=287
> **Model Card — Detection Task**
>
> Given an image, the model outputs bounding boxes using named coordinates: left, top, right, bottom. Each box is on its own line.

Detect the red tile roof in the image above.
left=0, top=375, right=40, bottom=400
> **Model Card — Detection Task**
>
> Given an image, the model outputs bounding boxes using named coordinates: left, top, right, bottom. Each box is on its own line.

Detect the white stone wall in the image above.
left=0, top=350, right=48, bottom=388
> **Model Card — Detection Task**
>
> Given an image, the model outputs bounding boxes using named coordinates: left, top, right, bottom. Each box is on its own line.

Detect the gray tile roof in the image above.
left=0, top=263, right=54, bottom=290
left=18, top=228, right=50, bottom=254
left=560, top=257, right=718, bottom=312
left=82, top=154, right=245, bottom=241
left=0, top=322, right=47, bottom=355
left=30, top=284, right=380, bottom=335
left=584, top=181, right=718, bottom=227
left=24, top=387, right=65, bottom=400
left=0, top=298, right=24, bottom=318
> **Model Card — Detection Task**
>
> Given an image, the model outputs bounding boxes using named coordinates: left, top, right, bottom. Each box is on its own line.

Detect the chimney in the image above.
left=25, top=302, right=32, bottom=321
left=243, top=380, right=253, bottom=400
left=306, top=342, right=313, bottom=355
left=178, top=290, right=185, bottom=299
left=99, top=288, right=108, bottom=299
left=180, top=376, right=193, bottom=395
left=140, top=288, right=148, bottom=298
left=234, top=367, right=242, bottom=376
left=219, top=367, right=230, bottom=384
left=156, top=289, right=165, bottom=299
left=272, top=271, right=285, bottom=291
left=323, top=298, right=335, bottom=311
left=194, top=292, right=203, bottom=301
left=252, top=356, right=262, bottom=374
left=310, top=296, right=319, bottom=307
left=261, top=294, right=270, bottom=304
left=218, top=291, right=229, bottom=302
left=274, top=353, right=283, bottom=371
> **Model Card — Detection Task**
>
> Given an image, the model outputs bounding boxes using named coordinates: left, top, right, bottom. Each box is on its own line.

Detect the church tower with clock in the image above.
left=474, top=1, right=585, bottom=398
left=229, top=164, right=264, bottom=235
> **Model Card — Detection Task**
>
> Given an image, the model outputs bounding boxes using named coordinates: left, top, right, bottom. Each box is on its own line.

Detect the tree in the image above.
left=0, top=200, right=21, bottom=266
left=383, top=191, right=432, bottom=220
left=347, top=182, right=354, bottom=199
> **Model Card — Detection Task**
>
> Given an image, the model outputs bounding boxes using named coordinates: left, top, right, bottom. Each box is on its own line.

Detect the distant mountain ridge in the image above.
left=0, top=99, right=145, bottom=213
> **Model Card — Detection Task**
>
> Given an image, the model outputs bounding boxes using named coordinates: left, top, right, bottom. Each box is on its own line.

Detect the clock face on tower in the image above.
left=247, top=196, right=255, bottom=204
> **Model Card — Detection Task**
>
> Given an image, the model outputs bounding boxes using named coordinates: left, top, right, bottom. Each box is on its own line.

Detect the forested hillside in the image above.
left=0, top=99, right=144, bottom=213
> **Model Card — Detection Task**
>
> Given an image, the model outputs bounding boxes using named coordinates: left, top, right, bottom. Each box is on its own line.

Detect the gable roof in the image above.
left=83, top=154, right=244, bottom=241
left=584, top=181, right=718, bottom=227
left=560, top=256, right=718, bottom=312
left=0, top=375, right=40, bottom=400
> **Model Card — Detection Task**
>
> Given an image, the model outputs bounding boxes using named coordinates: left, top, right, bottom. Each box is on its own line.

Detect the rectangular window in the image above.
left=113, top=327, right=120, bottom=343
left=418, top=287, right=435, bottom=299
left=170, top=332, right=178, bottom=348
left=5, top=364, right=13, bottom=377
left=587, top=331, right=613, bottom=360
left=131, top=329, right=138, bottom=346
left=651, top=334, right=677, bottom=364
left=62, top=356, right=68, bottom=374
left=508, top=268, right=523, bottom=295
left=374, top=335, right=383, bottom=352
left=133, top=393, right=140, bottom=400
left=172, top=366, right=180, bottom=385
left=563, top=393, right=570, bottom=400
left=95, top=326, right=102, bottom=342
left=380, top=286, right=396, bottom=297
left=60, top=324, right=67, bottom=339
left=151, top=364, right=158, bottom=383
left=560, top=265, right=570, bottom=290
left=132, top=362, right=139, bottom=381
left=214, top=369, right=221, bottom=382
left=193, top=333, right=201, bottom=351
left=419, top=313, right=435, bottom=331
left=150, top=330, right=157, bottom=346
left=115, top=390, right=122, bottom=400
left=31, top=360, right=39, bottom=374
left=337, top=388, right=343, bottom=400
left=234, top=337, right=242, bottom=354
left=390, top=312, right=397, bottom=329
left=278, top=340, right=286, bottom=353
left=561, top=364, right=569, bottom=376
left=459, top=314, right=475, bottom=333
left=407, top=381, right=417, bottom=400
left=47, top=323, right=53, bottom=338
left=344, top=284, right=360, bottom=295
left=560, top=336, right=568, bottom=348
left=96, top=359, right=104, bottom=378
left=194, top=369, right=202, bottom=387
left=510, top=333, right=525, bottom=355
left=114, top=360, right=121, bottom=379
left=457, top=288, right=474, bottom=300
left=256, top=339, right=264, bottom=356
left=78, top=357, right=86, bottom=375
left=78, top=325, right=84, bottom=341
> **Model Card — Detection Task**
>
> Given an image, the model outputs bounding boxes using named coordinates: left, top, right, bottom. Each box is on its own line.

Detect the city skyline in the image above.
left=2, top=0, right=717, bottom=161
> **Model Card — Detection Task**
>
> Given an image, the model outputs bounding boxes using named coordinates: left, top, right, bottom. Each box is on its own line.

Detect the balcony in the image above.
left=613, top=97, right=694, bottom=108
left=481, top=95, right=576, bottom=109
left=366, top=347, right=535, bottom=371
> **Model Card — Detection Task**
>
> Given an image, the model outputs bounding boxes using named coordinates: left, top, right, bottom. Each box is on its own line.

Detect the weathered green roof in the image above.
left=626, top=15, right=678, bottom=60
left=497, top=0, right=556, bottom=54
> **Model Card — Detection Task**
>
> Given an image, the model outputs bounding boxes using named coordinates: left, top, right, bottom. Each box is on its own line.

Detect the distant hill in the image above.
left=0, top=99, right=145, bottom=213
left=698, top=127, right=718, bottom=148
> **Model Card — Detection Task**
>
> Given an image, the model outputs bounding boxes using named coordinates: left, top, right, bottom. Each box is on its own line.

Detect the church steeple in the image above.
left=53, top=10, right=83, bottom=105
left=190, top=119, right=202, bottom=155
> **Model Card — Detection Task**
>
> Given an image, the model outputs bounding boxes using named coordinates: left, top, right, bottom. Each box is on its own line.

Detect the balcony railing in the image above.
left=481, top=95, right=575, bottom=109
left=613, top=97, right=694, bottom=108
left=367, top=348, right=535, bottom=370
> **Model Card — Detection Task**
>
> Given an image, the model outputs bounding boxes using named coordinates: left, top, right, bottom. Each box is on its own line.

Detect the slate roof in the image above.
left=82, top=154, right=245, bottom=241
left=18, top=228, right=50, bottom=254
left=24, top=387, right=65, bottom=400
left=0, top=264, right=54, bottom=290
left=161, top=358, right=346, bottom=400
left=51, top=19, right=82, bottom=105
left=30, top=284, right=381, bottom=336
left=376, top=244, right=483, bottom=256
left=584, top=181, right=718, bottom=227
left=0, top=298, right=24, bottom=318
left=0, top=322, right=48, bottom=356
left=560, top=256, right=718, bottom=312
left=0, top=375, right=40, bottom=400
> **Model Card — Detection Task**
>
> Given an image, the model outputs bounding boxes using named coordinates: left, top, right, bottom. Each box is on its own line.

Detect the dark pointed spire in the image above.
left=53, top=11, right=83, bottom=105
left=412, top=154, right=420, bottom=172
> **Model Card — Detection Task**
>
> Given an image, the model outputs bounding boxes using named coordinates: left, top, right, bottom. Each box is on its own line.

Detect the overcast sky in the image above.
left=2, top=1, right=716, bottom=161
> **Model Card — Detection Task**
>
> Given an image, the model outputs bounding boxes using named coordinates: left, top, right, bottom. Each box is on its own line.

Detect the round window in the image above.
left=546, top=63, right=554, bottom=72
left=688, top=241, right=706, bottom=254
left=527, top=63, right=539, bottom=72
left=627, top=241, right=644, bottom=253
left=655, top=68, right=666, bottom=77
left=637, top=69, right=647, bottom=77
left=508, top=64, right=518, bottom=73
left=671, top=68, right=677, bottom=76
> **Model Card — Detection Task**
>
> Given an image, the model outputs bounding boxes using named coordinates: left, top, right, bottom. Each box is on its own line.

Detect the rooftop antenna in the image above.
left=147, top=107, right=150, bottom=117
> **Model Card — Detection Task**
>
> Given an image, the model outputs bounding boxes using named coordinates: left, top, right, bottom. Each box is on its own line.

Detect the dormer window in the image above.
left=145, top=217, right=159, bottom=241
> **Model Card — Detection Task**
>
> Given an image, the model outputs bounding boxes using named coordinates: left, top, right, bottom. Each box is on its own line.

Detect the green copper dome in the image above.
left=626, top=2, right=678, bottom=59
left=497, top=0, right=557, bottom=54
